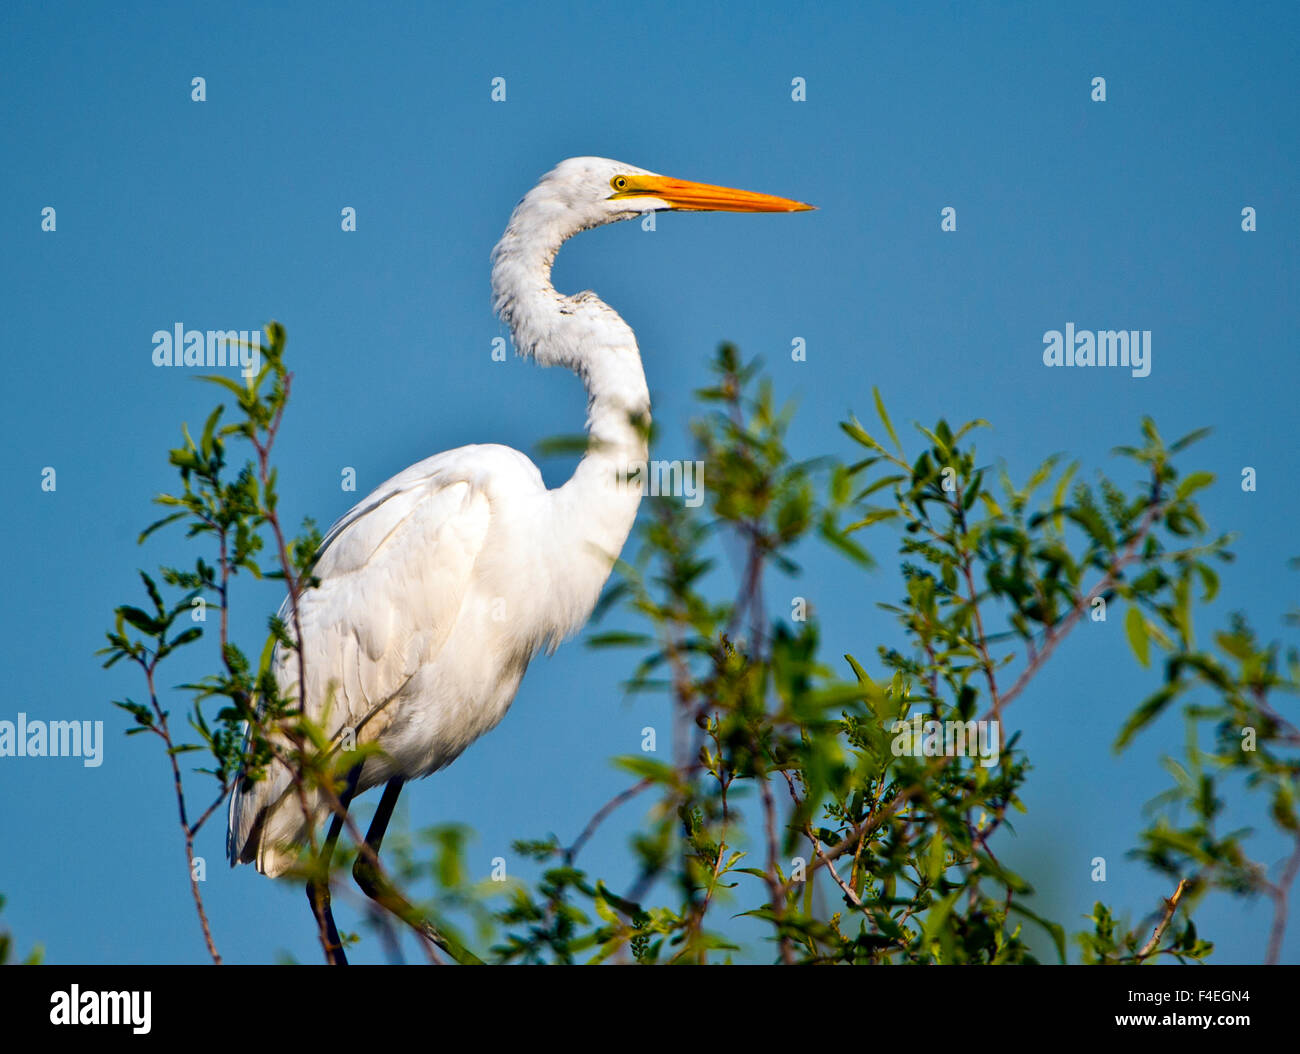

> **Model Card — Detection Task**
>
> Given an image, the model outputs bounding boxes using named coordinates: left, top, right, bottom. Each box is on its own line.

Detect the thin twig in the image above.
left=805, top=826, right=861, bottom=907
left=142, top=665, right=221, bottom=964
left=564, top=779, right=652, bottom=865
left=1136, top=878, right=1189, bottom=961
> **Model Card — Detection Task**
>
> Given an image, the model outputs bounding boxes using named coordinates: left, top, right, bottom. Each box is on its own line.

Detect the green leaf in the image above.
left=818, top=519, right=875, bottom=568
left=198, top=373, right=251, bottom=399
left=199, top=404, right=224, bottom=462
left=595, top=882, right=645, bottom=920
left=1125, top=607, right=1151, bottom=668
left=1115, top=685, right=1179, bottom=750
left=845, top=508, right=899, bottom=532
left=1193, top=563, right=1219, bottom=603
left=611, top=756, right=678, bottom=785
left=586, top=631, right=651, bottom=649
left=119, top=605, right=164, bottom=636
left=1048, top=462, right=1078, bottom=532
left=920, top=889, right=962, bottom=946
left=593, top=893, right=620, bottom=926
left=873, top=388, right=901, bottom=451
left=926, top=832, right=945, bottom=882
left=1169, top=426, right=1212, bottom=453
left=1174, top=471, right=1214, bottom=502
left=840, top=416, right=885, bottom=454
left=138, top=511, right=188, bottom=544
left=844, top=653, right=870, bottom=684
left=169, top=627, right=203, bottom=649
left=953, top=418, right=991, bottom=441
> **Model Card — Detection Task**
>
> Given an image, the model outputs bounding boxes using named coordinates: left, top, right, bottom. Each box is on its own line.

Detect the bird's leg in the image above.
left=352, top=777, right=484, bottom=965
left=307, top=762, right=361, bottom=966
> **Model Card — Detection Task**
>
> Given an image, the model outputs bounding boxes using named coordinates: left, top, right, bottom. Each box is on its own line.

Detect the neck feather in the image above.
left=490, top=213, right=651, bottom=467
left=489, top=202, right=652, bottom=644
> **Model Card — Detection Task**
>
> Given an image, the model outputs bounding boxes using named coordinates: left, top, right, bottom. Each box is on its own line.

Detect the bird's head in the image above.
left=506, top=156, right=811, bottom=245
left=520, top=156, right=814, bottom=237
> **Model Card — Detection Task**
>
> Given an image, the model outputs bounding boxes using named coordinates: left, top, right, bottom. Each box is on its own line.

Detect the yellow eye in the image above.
left=611, top=175, right=630, bottom=192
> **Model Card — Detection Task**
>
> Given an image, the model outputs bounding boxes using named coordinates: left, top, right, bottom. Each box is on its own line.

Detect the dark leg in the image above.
left=352, top=777, right=483, bottom=964
left=307, top=763, right=361, bottom=965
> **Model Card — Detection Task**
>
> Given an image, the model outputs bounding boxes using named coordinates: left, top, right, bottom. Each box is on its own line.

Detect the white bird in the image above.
left=226, top=156, right=812, bottom=962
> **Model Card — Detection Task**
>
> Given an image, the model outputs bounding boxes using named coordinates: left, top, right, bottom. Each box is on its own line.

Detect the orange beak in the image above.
left=610, top=173, right=814, bottom=212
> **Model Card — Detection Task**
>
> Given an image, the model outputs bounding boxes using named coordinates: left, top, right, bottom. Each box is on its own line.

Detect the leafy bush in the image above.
left=103, top=333, right=1299, bottom=964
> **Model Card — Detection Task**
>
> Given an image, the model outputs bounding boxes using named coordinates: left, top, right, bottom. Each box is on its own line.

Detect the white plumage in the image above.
left=226, top=157, right=811, bottom=906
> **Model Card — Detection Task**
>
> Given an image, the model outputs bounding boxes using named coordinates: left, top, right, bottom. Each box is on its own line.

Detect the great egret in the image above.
left=226, top=156, right=812, bottom=963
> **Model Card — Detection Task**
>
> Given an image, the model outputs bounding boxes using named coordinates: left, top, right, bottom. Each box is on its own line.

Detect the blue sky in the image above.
left=1, top=1, right=1297, bottom=963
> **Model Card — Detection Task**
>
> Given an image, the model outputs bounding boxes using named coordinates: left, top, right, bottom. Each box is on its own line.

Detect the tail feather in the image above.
left=227, top=763, right=324, bottom=878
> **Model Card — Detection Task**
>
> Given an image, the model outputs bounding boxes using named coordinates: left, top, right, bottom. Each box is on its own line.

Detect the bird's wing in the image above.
left=292, top=468, right=493, bottom=734
left=227, top=452, right=513, bottom=870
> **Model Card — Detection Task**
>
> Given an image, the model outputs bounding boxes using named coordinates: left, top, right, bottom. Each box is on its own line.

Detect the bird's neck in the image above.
left=491, top=224, right=651, bottom=613
left=569, top=340, right=651, bottom=491
left=492, top=221, right=651, bottom=461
